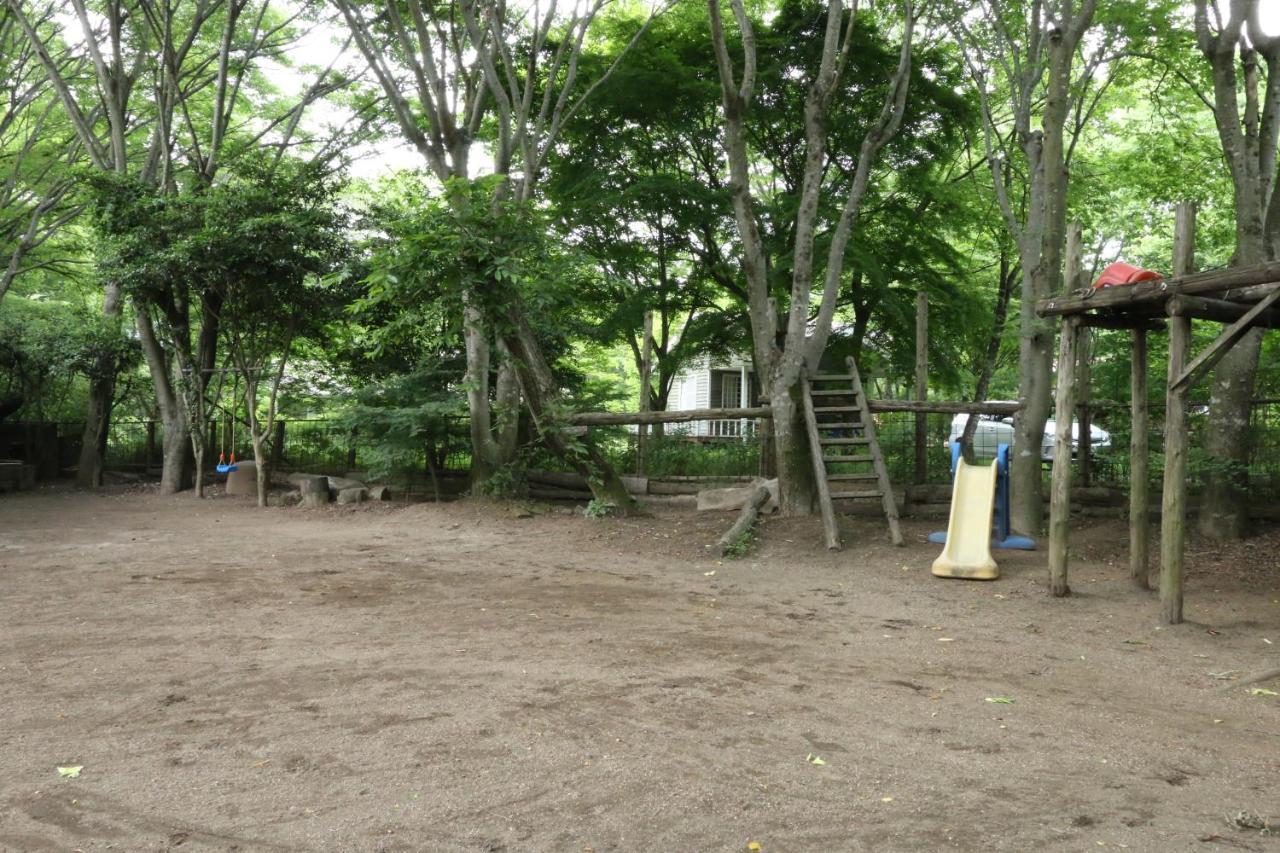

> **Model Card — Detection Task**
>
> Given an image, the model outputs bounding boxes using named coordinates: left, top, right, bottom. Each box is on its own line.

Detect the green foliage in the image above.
left=722, top=528, right=753, bottom=559
left=0, top=292, right=136, bottom=420
left=584, top=498, right=617, bottom=519
left=334, top=357, right=468, bottom=481
left=88, top=160, right=348, bottom=326
left=643, top=433, right=760, bottom=478
left=477, top=462, right=528, bottom=498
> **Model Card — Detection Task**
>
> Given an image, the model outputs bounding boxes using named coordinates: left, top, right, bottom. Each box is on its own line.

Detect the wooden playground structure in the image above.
left=1038, top=203, right=1280, bottom=624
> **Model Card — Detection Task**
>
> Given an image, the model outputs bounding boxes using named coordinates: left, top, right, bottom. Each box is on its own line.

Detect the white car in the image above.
left=945, top=409, right=1111, bottom=462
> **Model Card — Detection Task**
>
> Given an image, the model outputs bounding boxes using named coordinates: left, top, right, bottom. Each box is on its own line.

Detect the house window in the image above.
left=710, top=370, right=759, bottom=408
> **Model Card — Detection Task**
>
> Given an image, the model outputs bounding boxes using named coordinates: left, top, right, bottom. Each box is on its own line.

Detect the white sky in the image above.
left=1265, top=4, right=1280, bottom=35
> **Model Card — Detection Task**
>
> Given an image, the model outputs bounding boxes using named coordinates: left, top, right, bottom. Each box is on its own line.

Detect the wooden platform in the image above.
left=1036, top=261, right=1280, bottom=318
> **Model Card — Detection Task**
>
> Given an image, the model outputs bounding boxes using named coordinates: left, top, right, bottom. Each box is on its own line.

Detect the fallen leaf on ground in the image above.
left=805, top=753, right=827, bottom=766
left=704, top=571, right=716, bottom=577
left=985, top=697, right=1015, bottom=705
left=56, top=766, right=82, bottom=778
left=1249, top=687, right=1278, bottom=697
left=747, top=842, right=762, bottom=852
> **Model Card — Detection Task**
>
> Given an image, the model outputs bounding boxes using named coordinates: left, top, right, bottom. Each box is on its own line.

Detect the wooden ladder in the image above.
left=801, top=355, right=903, bottom=549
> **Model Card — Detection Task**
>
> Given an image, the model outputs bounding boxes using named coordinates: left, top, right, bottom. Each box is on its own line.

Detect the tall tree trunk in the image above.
left=769, top=384, right=815, bottom=514
left=498, top=309, right=639, bottom=514
left=1010, top=250, right=1056, bottom=535
left=1010, top=18, right=1082, bottom=536
left=495, top=346, right=521, bottom=465
left=136, top=309, right=192, bottom=494
left=1199, top=216, right=1266, bottom=538
left=955, top=2, right=1097, bottom=535
left=77, top=281, right=123, bottom=487
left=463, top=300, right=499, bottom=490
left=1193, top=5, right=1280, bottom=538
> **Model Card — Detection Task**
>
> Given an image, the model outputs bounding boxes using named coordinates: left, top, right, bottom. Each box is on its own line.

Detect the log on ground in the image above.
left=712, top=485, right=773, bottom=557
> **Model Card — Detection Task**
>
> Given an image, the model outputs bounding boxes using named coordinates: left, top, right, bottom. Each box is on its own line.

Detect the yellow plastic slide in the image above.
left=931, top=458, right=1000, bottom=581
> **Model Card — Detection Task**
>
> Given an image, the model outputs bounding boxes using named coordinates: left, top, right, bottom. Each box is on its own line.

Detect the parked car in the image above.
left=944, top=408, right=1111, bottom=463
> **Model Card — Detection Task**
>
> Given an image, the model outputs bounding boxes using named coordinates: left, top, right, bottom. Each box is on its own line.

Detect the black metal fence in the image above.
left=10, top=399, right=1278, bottom=498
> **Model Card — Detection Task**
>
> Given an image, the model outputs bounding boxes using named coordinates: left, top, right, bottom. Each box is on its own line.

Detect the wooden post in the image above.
left=1159, top=201, right=1196, bottom=624
left=914, top=292, right=928, bottom=486
left=1048, top=316, right=1079, bottom=597
left=801, top=381, right=841, bottom=551
left=1066, top=223, right=1089, bottom=486
left=1173, top=201, right=1196, bottom=279
left=346, top=428, right=358, bottom=469
left=1129, top=329, right=1150, bottom=589
left=1160, top=314, right=1191, bottom=624
left=637, top=310, right=653, bottom=476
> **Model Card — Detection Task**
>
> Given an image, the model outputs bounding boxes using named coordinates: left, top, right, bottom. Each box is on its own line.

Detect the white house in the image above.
left=665, top=353, right=761, bottom=438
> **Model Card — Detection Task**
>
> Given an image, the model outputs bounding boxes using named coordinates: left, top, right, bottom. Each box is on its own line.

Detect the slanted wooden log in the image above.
left=299, top=475, right=330, bottom=507
left=713, top=485, right=771, bottom=557
left=1171, top=286, right=1280, bottom=393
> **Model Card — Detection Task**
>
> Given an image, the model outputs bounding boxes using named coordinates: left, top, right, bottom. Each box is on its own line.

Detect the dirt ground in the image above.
left=0, top=487, right=1277, bottom=853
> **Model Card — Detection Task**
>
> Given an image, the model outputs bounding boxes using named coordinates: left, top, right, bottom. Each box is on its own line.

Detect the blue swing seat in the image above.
left=216, top=461, right=238, bottom=473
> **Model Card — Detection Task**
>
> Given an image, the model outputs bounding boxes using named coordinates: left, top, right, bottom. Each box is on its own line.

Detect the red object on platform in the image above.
left=1093, top=261, right=1163, bottom=289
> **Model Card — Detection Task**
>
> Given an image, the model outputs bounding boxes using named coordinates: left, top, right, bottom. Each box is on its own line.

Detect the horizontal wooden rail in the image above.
left=565, top=400, right=1023, bottom=426
left=564, top=407, right=770, bottom=426
left=866, top=400, right=1022, bottom=415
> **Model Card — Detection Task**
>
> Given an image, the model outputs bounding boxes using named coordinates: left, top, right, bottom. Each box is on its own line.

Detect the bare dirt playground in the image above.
left=1, top=487, right=1278, bottom=852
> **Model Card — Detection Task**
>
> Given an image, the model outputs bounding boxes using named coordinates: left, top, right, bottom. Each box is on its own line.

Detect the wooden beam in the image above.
left=1035, top=260, right=1280, bottom=317
left=1079, top=314, right=1164, bottom=331
left=1048, top=317, right=1079, bottom=598
left=567, top=399, right=1022, bottom=426
left=567, top=407, right=771, bottom=426
left=1160, top=314, right=1191, bottom=624
left=1171, top=286, right=1280, bottom=393
left=1167, top=293, right=1280, bottom=328
left=1219, top=281, right=1280, bottom=302
left=866, top=400, right=1021, bottom=415
left=1130, top=328, right=1150, bottom=589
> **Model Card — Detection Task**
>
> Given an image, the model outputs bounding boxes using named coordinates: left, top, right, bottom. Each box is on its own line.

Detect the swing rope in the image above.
left=216, top=373, right=240, bottom=474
